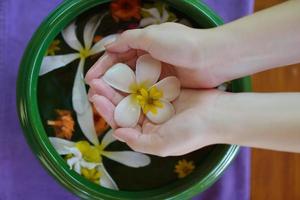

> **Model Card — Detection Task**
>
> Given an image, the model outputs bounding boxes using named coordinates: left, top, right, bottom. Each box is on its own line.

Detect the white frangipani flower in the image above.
left=139, top=4, right=177, bottom=27
left=103, top=54, right=181, bottom=128
left=40, top=14, right=117, bottom=146
left=49, top=129, right=151, bottom=190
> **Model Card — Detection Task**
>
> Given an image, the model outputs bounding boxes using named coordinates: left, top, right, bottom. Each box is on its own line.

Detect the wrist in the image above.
left=210, top=91, right=237, bottom=145
left=191, top=90, right=232, bottom=145
left=193, top=27, right=242, bottom=85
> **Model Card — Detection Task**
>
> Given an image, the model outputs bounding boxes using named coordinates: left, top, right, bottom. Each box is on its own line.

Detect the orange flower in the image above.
left=93, top=35, right=103, bottom=43
left=110, top=0, right=141, bottom=22
left=174, top=159, right=195, bottom=178
left=93, top=106, right=109, bottom=136
left=47, top=110, right=75, bottom=140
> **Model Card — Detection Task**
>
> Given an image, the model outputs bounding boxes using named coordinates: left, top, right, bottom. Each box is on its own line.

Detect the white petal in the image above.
left=178, top=19, right=192, bottom=27
left=72, top=59, right=99, bottom=145
left=62, top=22, right=83, bottom=51
left=146, top=100, right=175, bottom=124
left=90, top=34, right=118, bottom=55
left=114, top=95, right=141, bottom=128
left=136, top=54, right=161, bottom=87
left=139, top=18, right=157, bottom=27
left=68, top=147, right=82, bottom=158
left=48, top=137, right=75, bottom=155
left=103, top=151, right=150, bottom=168
left=218, top=83, right=228, bottom=91
left=74, top=162, right=82, bottom=174
left=76, top=107, right=99, bottom=145
left=83, top=14, right=104, bottom=50
left=80, top=160, right=99, bottom=169
left=103, top=63, right=135, bottom=93
left=144, top=8, right=160, bottom=20
left=161, top=5, right=169, bottom=22
left=101, top=129, right=116, bottom=149
left=39, top=53, right=79, bottom=75
left=98, top=165, right=118, bottom=190
left=153, top=76, right=180, bottom=101
left=72, top=59, right=89, bottom=114
left=67, top=157, right=80, bottom=169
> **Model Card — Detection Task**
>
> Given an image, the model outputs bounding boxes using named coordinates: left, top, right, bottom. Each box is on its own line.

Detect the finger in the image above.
left=138, top=114, right=145, bottom=125
left=116, top=49, right=137, bottom=61
left=126, top=57, right=138, bottom=69
left=89, top=78, right=124, bottom=105
left=105, top=29, right=152, bottom=53
left=114, top=128, right=166, bottom=156
left=88, top=88, right=96, bottom=100
left=91, top=95, right=118, bottom=129
left=85, top=52, right=118, bottom=85
left=86, top=50, right=138, bottom=85
left=137, top=50, right=147, bottom=57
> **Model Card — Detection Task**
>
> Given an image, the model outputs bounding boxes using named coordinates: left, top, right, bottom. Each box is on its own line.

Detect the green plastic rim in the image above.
left=17, top=0, right=252, bottom=199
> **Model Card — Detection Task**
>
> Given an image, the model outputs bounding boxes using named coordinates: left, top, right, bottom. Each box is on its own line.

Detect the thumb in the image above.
left=113, top=128, right=166, bottom=156
left=105, top=29, right=152, bottom=53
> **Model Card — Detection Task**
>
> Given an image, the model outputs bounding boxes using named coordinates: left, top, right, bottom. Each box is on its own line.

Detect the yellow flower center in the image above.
left=81, top=167, right=101, bottom=184
left=79, top=48, right=91, bottom=59
left=130, top=83, right=164, bottom=115
left=75, top=141, right=104, bottom=163
left=47, top=39, right=61, bottom=56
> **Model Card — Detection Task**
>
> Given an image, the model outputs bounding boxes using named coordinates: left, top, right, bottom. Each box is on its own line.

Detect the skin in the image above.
left=85, top=1, right=300, bottom=156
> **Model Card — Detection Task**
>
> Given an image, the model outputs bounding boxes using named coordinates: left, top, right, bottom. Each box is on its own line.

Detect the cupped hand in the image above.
left=89, top=86, right=224, bottom=156
left=84, top=22, right=228, bottom=156
left=85, top=23, right=227, bottom=89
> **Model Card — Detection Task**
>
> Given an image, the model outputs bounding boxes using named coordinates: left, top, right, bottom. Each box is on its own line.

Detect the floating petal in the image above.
left=161, top=5, right=169, bottom=22
left=90, top=34, right=118, bottom=55
left=144, top=8, right=160, bottom=19
left=72, top=59, right=99, bottom=145
left=83, top=14, right=105, bottom=50
left=62, top=22, right=83, bottom=51
left=67, top=157, right=80, bottom=170
left=80, top=160, right=99, bottom=169
left=39, top=53, right=79, bottom=75
left=48, top=137, right=75, bottom=155
left=101, top=129, right=116, bottom=149
left=139, top=18, right=156, bottom=27
left=74, top=162, right=81, bottom=174
left=98, top=165, right=118, bottom=190
left=103, top=151, right=151, bottom=167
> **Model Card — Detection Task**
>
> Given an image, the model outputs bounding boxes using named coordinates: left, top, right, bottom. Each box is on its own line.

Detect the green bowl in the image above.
left=17, top=0, right=252, bottom=199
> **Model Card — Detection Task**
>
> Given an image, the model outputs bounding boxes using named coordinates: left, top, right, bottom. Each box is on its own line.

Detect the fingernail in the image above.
left=90, top=95, right=99, bottom=102
left=104, top=34, right=119, bottom=49
left=104, top=36, right=117, bottom=46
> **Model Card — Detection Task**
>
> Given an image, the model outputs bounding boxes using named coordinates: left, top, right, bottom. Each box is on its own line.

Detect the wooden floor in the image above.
left=251, top=1, right=300, bottom=200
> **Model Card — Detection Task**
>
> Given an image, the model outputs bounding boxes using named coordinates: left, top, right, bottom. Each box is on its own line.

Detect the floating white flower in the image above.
left=49, top=129, right=151, bottom=190
left=139, top=3, right=177, bottom=27
left=103, top=54, right=181, bottom=128
left=40, top=13, right=117, bottom=145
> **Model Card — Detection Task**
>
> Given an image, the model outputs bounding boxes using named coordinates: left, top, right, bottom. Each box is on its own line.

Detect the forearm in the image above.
left=203, top=1, right=300, bottom=83
left=214, top=93, right=300, bottom=153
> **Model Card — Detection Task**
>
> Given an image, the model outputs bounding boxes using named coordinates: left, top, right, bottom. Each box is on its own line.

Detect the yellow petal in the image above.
left=153, top=100, right=164, bottom=108
left=149, top=106, right=158, bottom=115
left=140, top=88, right=148, bottom=98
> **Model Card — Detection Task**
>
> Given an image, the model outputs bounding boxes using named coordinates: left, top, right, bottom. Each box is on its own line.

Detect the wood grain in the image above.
left=251, top=1, right=300, bottom=200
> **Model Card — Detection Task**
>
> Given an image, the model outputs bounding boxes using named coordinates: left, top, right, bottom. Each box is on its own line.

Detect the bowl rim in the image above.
left=17, top=0, right=251, bottom=199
